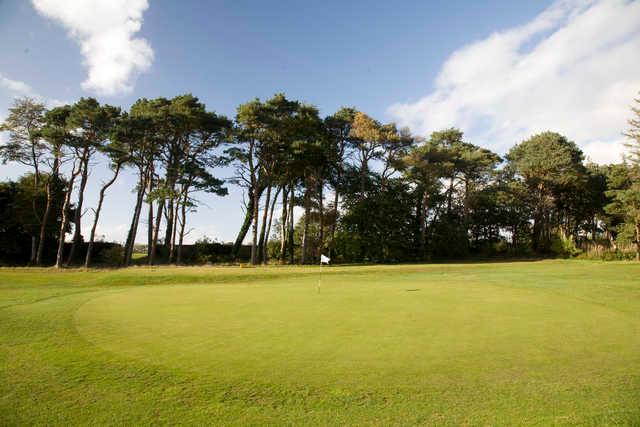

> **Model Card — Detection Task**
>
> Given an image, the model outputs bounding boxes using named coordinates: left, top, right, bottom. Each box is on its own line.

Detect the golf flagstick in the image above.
left=318, top=254, right=330, bottom=293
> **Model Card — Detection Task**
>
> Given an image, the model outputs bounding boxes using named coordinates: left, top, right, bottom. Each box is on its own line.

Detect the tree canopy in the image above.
left=2, top=91, right=640, bottom=266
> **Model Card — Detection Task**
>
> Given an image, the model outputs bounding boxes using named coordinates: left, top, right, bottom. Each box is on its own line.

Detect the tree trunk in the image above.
left=147, top=179, right=154, bottom=259
left=36, top=158, right=59, bottom=265
left=251, top=184, right=260, bottom=265
left=66, top=149, right=90, bottom=265
left=257, top=185, right=272, bottom=263
left=446, top=176, right=454, bottom=216
left=164, top=197, right=174, bottom=250
left=263, top=186, right=281, bottom=264
left=232, top=186, right=264, bottom=260
left=329, top=186, right=339, bottom=259
left=419, top=188, right=428, bottom=259
left=123, top=173, right=147, bottom=266
left=288, top=184, right=295, bottom=264
left=532, top=208, right=543, bottom=252
left=177, top=188, right=188, bottom=265
left=36, top=182, right=53, bottom=265
left=279, top=186, right=288, bottom=263
left=169, top=197, right=179, bottom=264
left=301, top=187, right=311, bottom=264
left=85, top=163, right=121, bottom=268
left=29, top=153, right=40, bottom=265
left=55, top=161, right=82, bottom=268
left=30, top=236, right=37, bottom=265
left=149, top=199, right=164, bottom=265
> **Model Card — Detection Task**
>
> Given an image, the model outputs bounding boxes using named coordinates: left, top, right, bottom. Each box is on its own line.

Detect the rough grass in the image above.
left=1, top=261, right=640, bottom=425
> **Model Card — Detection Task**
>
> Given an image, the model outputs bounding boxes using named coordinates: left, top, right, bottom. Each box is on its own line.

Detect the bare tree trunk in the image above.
left=279, top=185, right=288, bottom=263
left=36, top=159, right=59, bottom=265
left=123, top=173, right=147, bottom=266
left=257, top=185, right=272, bottom=263
left=164, top=194, right=174, bottom=251
left=30, top=236, right=37, bottom=265
left=67, top=149, right=90, bottom=265
left=288, top=185, right=295, bottom=264
left=263, top=186, right=281, bottom=265
left=177, top=188, right=188, bottom=265
left=149, top=199, right=164, bottom=265
left=169, top=197, right=179, bottom=264
left=124, top=188, right=145, bottom=266
left=232, top=186, right=264, bottom=260
left=85, top=163, right=121, bottom=268
left=36, top=186, right=52, bottom=265
left=329, top=185, right=339, bottom=259
left=147, top=178, right=154, bottom=258
left=418, top=189, right=428, bottom=259
left=55, top=160, right=82, bottom=268
left=233, top=206, right=253, bottom=260
left=251, top=186, right=260, bottom=265
left=29, top=146, right=41, bottom=264
left=301, top=186, right=311, bottom=265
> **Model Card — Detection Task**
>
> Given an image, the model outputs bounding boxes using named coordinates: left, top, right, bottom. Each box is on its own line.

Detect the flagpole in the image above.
left=318, top=254, right=329, bottom=294
left=317, top=258, right=322, bottom=294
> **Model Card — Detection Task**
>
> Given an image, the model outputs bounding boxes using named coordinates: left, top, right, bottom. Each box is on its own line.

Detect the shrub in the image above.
left=99, top=245, right=124, bottom=266
left=550, top=233, right=581, bottom=258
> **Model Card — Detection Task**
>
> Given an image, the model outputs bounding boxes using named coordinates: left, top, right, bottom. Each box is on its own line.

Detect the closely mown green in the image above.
left=1, top=261, right=640, bottom=425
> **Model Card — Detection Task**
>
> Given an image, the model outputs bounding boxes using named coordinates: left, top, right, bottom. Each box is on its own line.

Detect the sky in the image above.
left=1, top=0, right=639, bottom=244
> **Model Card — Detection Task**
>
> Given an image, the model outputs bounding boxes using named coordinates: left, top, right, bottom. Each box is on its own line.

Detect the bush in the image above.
left=99, top=245, right=124, bottom=266
left=550, top=233, right=581, bottom=258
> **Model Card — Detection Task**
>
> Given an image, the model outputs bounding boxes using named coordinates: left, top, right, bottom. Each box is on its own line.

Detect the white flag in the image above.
left=320, top=254, right=330, bottom=264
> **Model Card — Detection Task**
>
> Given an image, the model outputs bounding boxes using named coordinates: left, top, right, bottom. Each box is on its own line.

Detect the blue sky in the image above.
left=1, top=0, right=639, bottom=243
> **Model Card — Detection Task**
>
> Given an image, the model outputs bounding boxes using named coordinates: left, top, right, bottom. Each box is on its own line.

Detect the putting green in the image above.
left=75, top=273, right=638, bottom=392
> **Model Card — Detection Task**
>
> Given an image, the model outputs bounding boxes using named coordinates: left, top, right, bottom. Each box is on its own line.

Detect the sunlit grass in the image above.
left=1, top=260, right=639, bottom=425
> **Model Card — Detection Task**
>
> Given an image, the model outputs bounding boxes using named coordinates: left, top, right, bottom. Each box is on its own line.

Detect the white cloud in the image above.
left=31, top=0, right=153, bottom=96
left=0, top=74, right=38, bottom=98
left=0, top=72, right=66, bottom=107
left=388, top=0, right=640, bottom=164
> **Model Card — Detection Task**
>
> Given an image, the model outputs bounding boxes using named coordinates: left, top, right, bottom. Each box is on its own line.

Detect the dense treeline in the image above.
left=1, top=93, right=640, bottom=266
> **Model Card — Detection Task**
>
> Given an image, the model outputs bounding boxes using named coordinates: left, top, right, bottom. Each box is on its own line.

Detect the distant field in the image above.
left=1, top=261, right=639, bottom=425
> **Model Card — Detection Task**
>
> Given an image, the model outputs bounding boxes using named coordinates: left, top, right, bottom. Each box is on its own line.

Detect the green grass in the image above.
left=1, top=261, right=640, bottom=425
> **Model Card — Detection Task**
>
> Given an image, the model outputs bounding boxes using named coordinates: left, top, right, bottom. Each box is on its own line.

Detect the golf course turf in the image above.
left=1, top=260, right=639, bottom=425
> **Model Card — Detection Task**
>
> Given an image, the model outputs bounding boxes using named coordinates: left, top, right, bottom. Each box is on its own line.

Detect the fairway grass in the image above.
left=1, top=261, right=640, bottom=425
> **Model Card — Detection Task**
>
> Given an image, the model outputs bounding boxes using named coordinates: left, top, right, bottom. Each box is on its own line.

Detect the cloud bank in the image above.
left=388, top=0, right=640, bottom=164
left=31, top=0, right=153, bottom=96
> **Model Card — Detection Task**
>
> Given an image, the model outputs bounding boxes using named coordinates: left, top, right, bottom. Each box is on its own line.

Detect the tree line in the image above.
left=1, top=92, right=640, bottom=267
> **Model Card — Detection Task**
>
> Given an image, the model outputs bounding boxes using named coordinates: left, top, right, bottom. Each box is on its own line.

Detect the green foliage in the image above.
left=336, top=176, right=418, bottom=263
left=0, top=174, right=66, bottom=264
left=549, top=233, right=581, bottom=258
left=98, top=245, right=124, bottom=266
left=3, top=92, right=640, bottom=265
left=506, top=132, right=586, bottom=252
left=0, top=98, right=46, bottom=168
